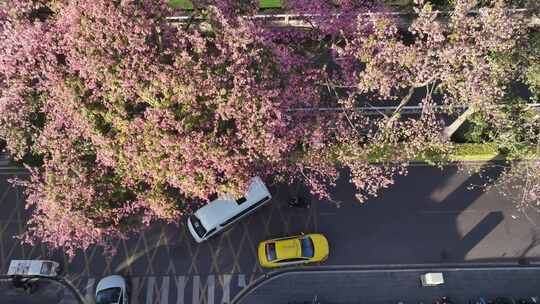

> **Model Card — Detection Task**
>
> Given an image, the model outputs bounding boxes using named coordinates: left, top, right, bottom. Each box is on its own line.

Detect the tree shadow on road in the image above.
left=308, top=161, right=540, bottom=265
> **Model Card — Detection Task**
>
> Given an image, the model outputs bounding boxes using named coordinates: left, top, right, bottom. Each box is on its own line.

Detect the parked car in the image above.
left=187, top=176, right=272, bottom=243
left=258, top=233, right=329, bottom=268
left=7, top=260, right=60, bottom=277
left=95, top=275, right=128, bottom=304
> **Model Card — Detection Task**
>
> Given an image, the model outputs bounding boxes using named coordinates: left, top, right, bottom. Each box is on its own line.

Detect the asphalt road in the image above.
left=0, top=163, right=539, bottom=304
left=237, top=266, right=540, bottom=304
left=0, top=277, right=80, bottom=304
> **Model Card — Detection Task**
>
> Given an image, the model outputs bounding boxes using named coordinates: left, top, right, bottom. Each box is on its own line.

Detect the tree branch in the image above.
left=392, top=87, right=415, bottom=116
left=183, top=3, right=205, bottom=31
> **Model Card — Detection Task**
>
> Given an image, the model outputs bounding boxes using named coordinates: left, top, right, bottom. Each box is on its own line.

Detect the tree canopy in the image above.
left=0, top=0, right=537, bottom=256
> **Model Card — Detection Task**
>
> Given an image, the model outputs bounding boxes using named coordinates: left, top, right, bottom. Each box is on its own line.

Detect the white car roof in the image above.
left=96, top=275, right=127, bottom=292
left=194, top=176, right=271, bottom=228
left=7, top=260, right=59, bottom=277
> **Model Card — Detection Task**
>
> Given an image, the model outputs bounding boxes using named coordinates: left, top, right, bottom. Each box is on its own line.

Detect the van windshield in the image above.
left=190, top=215, right=207, bottom=238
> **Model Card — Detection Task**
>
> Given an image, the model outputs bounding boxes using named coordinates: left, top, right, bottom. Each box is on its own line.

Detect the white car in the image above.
left=7, top=260, right=60, bottom=277
left=95, top=275, right=128, bottom=304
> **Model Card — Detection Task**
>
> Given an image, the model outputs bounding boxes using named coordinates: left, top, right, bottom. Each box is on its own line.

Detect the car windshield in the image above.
left=300, top=236, right=314, bottom=258
left=190, top=215, right=207, bottom=238
left=266, top=243, right=277, bottom=261
left=40, top=262, right=53, bottom=275
left=96, top=287, right=121, bottom=304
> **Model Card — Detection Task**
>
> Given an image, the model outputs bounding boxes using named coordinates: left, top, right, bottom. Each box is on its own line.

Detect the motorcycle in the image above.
left=288, top=195, right=310, bottom=208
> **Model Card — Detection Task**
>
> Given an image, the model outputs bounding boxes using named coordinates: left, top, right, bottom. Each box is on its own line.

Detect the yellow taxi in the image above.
left=258, top=233, right=329, bottom=268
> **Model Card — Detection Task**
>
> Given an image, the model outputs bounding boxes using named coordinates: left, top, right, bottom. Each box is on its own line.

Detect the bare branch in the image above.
left=392, top=87, right=415, bottom=116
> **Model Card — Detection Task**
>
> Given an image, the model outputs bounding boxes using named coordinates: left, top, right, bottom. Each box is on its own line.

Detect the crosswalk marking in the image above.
left=77, top=273, right=251, bottom=304
left=220, top=274, right=232, bottom=304
left=146, top=276, right=171, bottom=304
left=192, top=275, right=215, bottom=304
left=83, top=278, right=95, bottom=302
left=237, top=274, right=247, bottom=289
left=174, top=276, right=188, bottom=304
left=161, top=276, right=171, bottom=304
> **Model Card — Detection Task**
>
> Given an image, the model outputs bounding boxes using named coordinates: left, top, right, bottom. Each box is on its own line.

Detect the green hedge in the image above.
left=446, top=143, right=502, bottom=161
left=424, top=143, right=538, bottom=162
left=169, top=0, right=194, bottom=9
left=328, top=142, right=536, bottom=165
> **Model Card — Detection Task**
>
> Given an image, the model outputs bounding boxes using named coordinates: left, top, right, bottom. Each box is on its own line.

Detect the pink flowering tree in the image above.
left=270, top=0, right=451, bottom=199
left=496, top=114, right=540, bottom=215
left=334, top=0, right=536, bottom=202
left=345, top=0, right=539, bottom=215
left=466, top=106, right=540, bottom=215
left=1, top=0, right=537, bottom=256
left=0, top=3, right=57, bottom=160
left=0, top=0, right=336, bottom=256
left=275, top=0, right=535, bottom=204
left=344, top=0, right=530, bottom=130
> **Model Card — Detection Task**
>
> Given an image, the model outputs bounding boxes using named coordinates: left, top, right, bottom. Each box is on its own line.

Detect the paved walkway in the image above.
left=235, top=265, right=540, bottom=304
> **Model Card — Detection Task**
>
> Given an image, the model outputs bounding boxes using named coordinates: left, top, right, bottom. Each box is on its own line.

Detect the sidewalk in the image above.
left=233, top=265, right=540, bottom=304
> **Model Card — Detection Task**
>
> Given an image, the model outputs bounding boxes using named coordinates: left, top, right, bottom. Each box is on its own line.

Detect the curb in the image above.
left=368, top=159, right=514, bottom=168
left=230, top=263, right=540, bottom=304
left=407, top=160, right=506, bottom=166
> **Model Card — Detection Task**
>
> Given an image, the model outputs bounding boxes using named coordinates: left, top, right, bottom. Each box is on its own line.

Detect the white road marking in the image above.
left=161, top=276, right=171, bottom=304
left=145, top=277, right=157, bottom=304
left=84, top=278, right=95, bottom=303
left=146, top=276, right=170, bottom=304
left=192, top=275, right=215, bottom=304
left=77, top=273, right=247, bottom=304
left=175, top=276, right=188, bottom=304
left=237, top=274, right=247, bottom=289
left=220, top=274, right=232, bottom=304
left=419, top=210, right=479, bottom=214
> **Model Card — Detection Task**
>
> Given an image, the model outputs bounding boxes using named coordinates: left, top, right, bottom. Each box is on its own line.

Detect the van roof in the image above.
left=195, top=198, right=237, bottom=227
left=194, top=176, right=270, bottom=228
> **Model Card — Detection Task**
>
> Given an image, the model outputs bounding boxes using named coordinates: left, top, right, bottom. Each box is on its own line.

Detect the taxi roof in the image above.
left=275, top=239, right=300, bottom=260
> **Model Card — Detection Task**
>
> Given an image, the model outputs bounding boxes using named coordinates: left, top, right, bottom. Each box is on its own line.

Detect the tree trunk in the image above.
left=443, top=106, right=477, bottom=140
left=530, top=16, right=540, bottom=28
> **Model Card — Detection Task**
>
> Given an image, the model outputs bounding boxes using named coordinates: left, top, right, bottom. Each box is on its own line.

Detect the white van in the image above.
left=7, top=260, right=60, bottom=277
left=187, top=176, right=272, bottom=243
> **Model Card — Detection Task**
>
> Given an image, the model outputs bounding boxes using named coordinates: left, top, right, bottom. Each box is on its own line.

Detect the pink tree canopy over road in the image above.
left=0, top=0, right=537, bottom=257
